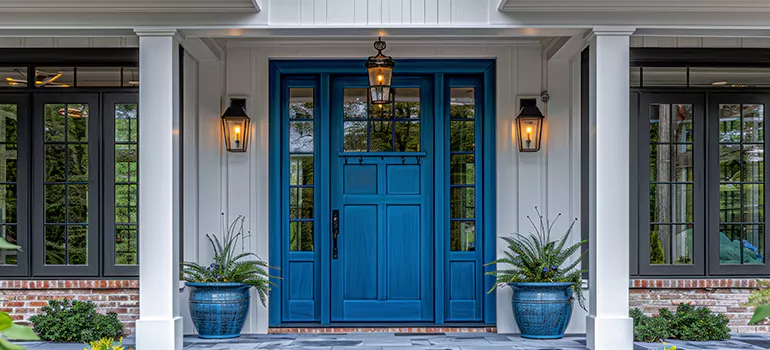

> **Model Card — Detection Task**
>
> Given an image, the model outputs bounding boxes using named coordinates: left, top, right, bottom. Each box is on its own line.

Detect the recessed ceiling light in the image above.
left=712, top=81, right=728, bottom=85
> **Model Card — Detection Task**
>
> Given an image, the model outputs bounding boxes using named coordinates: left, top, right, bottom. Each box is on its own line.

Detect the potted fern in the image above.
left=486, top=207, right=586, bottom=339
left=182, top=215, right=276, bottom=339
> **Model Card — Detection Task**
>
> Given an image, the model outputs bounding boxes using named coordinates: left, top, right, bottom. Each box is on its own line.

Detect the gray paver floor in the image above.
left=12, top=332, right=770, bottom=349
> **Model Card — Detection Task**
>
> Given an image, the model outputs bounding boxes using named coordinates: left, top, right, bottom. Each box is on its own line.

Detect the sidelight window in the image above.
left=288, top=87, right=315, bottom=251
left=449, top=87, right=478, bottom=252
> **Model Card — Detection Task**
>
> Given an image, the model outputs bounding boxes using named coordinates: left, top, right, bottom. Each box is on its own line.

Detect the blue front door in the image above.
left=271, top=60, right=497, bottom=326
left=330, top=77, right=434, bottom=322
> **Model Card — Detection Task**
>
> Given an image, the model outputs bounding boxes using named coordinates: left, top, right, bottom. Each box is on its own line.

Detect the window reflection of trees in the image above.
left=343, top=88, right=420, bottom=152
left=114, top=104, right=138, bottom=265
left=0, top=104, right=17, bottom=265
left=289, top=88, right=315, bottom=252
left=449, top=88, right=477, bottom=252
left=44, top=103, right=89, bottom=266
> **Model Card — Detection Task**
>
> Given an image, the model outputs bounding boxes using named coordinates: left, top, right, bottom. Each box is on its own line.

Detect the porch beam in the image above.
left=134, top=28, right=184, bottom=350
left=585, top=26, right=635, bottom=350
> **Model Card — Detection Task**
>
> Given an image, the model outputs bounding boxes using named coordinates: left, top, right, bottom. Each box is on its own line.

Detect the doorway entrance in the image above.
left=269, top=60, right=496, bottom=326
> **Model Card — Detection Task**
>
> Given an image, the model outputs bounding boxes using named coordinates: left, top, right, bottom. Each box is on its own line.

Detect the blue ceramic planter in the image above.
left=186, top=282, right=251, bottom=339
left=510, top=282, right=574, bottom=339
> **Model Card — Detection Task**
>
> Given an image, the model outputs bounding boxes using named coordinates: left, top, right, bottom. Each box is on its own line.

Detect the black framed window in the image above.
left=0, top=95, right=29, bottom=277
left=0, top=50, right=142, bottom=278
left=638, top=94, right=706, bottom=276
left=709, top=94, right=770, bottom=276
left=634, top=92, right=770, bottom=276
left=104, top=94, right=139, bottom=276
left=33, top=93, right=100, bottom=277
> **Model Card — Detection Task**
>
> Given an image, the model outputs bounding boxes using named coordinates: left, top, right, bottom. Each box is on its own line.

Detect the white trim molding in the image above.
left=498, top=0, right=770, bottom=12
left=0, top=0, right=260, bottom=12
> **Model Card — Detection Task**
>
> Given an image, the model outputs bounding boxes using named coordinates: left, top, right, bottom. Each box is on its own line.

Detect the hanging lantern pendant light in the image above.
left=365, top=37, right=395, bottom=105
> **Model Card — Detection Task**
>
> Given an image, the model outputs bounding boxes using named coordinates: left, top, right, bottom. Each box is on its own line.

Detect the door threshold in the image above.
left=268, top=325, right=497, bottom=334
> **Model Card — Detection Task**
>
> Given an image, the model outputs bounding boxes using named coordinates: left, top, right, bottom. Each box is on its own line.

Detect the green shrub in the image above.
left=670, top=303, right=730, bottom=341
left=29, top=299, right=123, bottom=343
left=630, top=303, right=730, bottom=342
left=631, top=308, right=672, bottom=342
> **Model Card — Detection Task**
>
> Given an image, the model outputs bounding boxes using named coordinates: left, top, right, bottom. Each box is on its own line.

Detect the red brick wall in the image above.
left=0, top=280, right=139, bottom=335
left=631, top=279, right=769, bottom=333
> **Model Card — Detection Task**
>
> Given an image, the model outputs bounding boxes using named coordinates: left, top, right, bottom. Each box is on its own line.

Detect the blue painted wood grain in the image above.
left=268, top=59, right=496, bottom=326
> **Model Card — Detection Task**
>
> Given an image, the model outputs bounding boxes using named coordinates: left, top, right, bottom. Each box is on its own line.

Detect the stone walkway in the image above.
left=13, top=332, right=770, bottom=349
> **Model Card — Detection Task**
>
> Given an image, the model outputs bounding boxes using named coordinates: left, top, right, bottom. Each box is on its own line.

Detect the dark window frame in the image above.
left=32, top=92, right=101, bottom=277
left=636, top=93, right=707, bottom=276
left=707, top=93, right=770, bottom=276
left=0, top=48, right=141, bottom=278
left=0, top=94, right=30, bottom=277
left=583, top=48, right=770, bottom=277
left=103, top=93, right=140, bottom=277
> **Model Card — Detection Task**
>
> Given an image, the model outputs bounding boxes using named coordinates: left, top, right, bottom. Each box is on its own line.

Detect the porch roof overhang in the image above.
left=0, top=0, right=261, bottom=13
left=497, top=0, right=770, bottom=12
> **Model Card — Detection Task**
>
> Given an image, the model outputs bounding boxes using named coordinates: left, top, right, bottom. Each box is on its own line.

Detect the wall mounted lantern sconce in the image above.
left=516, top=91, right=549, bottom=152
left=221, top=98, right=250, bottom=152
left=365, top=37, right=395, bottom=105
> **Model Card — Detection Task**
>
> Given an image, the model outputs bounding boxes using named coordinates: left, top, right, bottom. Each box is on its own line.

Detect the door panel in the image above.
left=330, top=77, right=434, bottom=322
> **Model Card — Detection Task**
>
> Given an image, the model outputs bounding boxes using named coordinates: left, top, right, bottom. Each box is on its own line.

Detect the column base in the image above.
left=136, top=316, right=183, bottom=350
left=586, top=314, right=633, bottom=350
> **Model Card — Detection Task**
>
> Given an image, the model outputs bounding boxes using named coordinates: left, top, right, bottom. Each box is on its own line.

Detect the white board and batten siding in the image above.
left=205, top=39, right=584, bottom=334
left=268, top=0, right=492, bottom=25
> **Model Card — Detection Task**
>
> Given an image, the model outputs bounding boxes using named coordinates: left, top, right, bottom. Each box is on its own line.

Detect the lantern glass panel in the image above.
left=369, top=86, right=392, bottom=105
left=367, top=66, right=392, bottom=88
left=517, top=116, right=543, bottom=152
left=223, top=116, right=250, bottom=152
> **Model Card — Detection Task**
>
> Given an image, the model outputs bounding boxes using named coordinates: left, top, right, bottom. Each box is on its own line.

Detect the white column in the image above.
left=134, top=28, right=183, bottom=350
left=586, top=27, right=635, bottom=350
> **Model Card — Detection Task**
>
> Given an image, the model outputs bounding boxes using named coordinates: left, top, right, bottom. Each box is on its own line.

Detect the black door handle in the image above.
left=332, top=210, right=340, bottom=259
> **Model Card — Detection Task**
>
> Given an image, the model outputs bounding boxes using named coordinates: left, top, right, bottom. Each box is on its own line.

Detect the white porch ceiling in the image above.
left=0, top=0, right=261, bottom=12
left=497, top=0, right=770, bottom=12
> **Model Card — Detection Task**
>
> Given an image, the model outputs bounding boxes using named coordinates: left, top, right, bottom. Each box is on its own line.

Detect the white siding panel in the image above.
left=327, top=0, right=356, bottom=24
left=314, top=0, right=328, bottom=24
left=354, top=0, right=368, bottom=24
left=270, top=0, right=302, bottom=25
left=437, top=0, right=451, bottom=24
left=451, top=0, right=487, bottom=24
left=424, top=0, right=438, bottom=24
left=386, top=0, right=403, bottom=24
left=368, top=0, right=383, bottom=24
left=490, top=45, right=518, bottom=335
left=301, top=0, right=315, bottom=24
left=217, top=39, right=562, bottom=334
left=411, top=0, right=426, bottom=24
